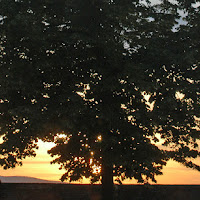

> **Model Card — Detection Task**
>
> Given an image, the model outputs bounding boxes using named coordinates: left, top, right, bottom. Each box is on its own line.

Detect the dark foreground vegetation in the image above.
left=1, top=183, right=200, bottom=200
left=1, top=1, right=200, bottom=199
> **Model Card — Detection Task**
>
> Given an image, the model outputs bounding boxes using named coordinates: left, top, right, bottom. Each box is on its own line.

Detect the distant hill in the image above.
left=0, top=176, right=64, bottom=183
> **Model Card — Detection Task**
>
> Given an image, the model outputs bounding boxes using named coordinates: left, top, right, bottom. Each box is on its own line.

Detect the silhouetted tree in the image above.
left=0, top=0, right=200, bottom=199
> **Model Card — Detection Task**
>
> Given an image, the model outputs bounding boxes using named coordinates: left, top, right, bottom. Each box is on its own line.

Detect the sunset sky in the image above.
left=1, top=0, right=200, bottom=185
left=1, top=140, right=200, bottom=184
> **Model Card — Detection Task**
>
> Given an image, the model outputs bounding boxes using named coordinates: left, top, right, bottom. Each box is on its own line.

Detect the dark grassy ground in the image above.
left=1, top=183, right=200, bottom=200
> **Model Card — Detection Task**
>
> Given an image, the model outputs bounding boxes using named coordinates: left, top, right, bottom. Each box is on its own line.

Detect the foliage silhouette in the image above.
left=0, top=0, right=200, bottom=199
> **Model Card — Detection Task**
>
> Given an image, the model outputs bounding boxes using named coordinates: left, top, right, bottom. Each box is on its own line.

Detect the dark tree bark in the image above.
left=101, top=163, right=114, bottom=200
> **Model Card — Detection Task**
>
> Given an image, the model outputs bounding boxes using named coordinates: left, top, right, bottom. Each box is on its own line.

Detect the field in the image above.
left=1, top=183, right=200, bottom=200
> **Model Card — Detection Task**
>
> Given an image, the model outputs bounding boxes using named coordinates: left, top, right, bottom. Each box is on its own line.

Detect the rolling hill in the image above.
left=0, top=176, right=63, bottom=183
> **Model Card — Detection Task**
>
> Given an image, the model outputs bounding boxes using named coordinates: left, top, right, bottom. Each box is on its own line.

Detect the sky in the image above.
left=1, top=140, right=200, bottom=184
left=0, top=0, right=200, bottom=185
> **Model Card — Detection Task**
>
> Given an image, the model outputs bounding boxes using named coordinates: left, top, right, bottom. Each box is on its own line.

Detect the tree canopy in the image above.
left=0, top=0, right=200, bottom=198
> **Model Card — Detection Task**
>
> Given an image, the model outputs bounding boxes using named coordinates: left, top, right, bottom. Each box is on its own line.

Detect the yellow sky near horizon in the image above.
left=1, top=140, right=200, bottom=184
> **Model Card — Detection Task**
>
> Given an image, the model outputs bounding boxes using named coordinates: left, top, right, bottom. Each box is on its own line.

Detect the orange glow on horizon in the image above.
left=1, top=140, right=200, bottom=184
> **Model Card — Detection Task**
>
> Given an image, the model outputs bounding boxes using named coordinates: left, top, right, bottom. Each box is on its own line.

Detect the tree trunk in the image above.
left=101, top=163, right=114, bottom=200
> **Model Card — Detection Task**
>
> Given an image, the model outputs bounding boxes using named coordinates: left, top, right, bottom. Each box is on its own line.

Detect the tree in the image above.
left=0, top=0, right=200, bottom=199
